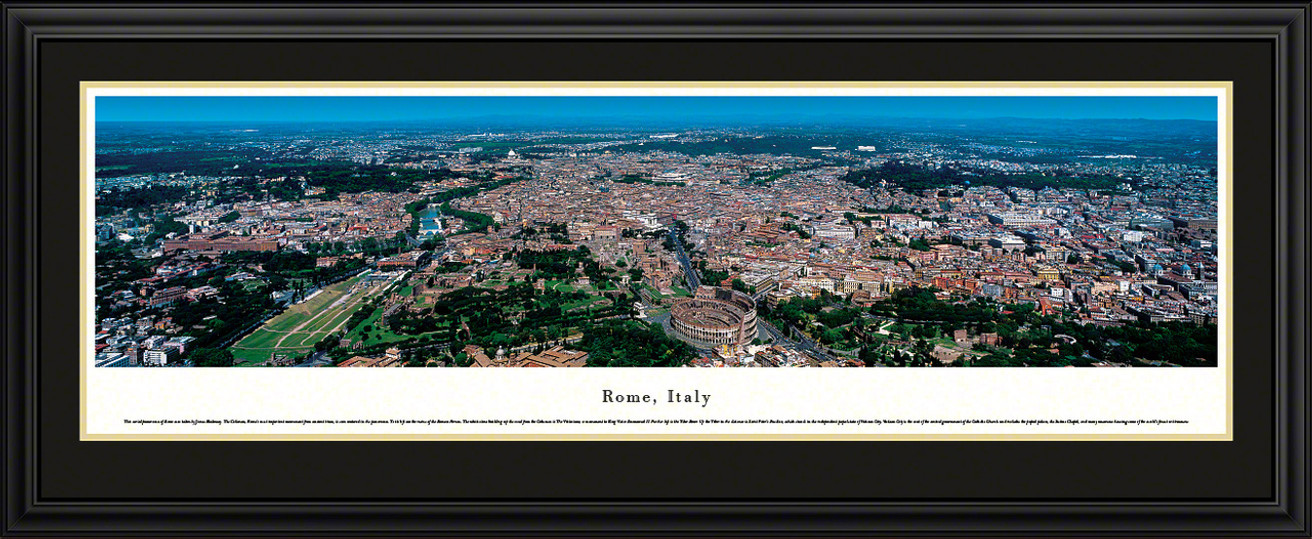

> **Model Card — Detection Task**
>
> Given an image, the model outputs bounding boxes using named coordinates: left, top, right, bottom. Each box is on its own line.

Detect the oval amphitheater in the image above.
left=669, top=286, right=758, bottom=347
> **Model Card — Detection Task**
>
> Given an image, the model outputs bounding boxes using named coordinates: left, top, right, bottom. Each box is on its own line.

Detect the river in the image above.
left=417, top=206, right=442, bottom=237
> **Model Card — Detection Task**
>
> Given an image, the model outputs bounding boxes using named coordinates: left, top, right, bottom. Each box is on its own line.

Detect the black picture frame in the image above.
left=3, top=2, right=1308, bottom=536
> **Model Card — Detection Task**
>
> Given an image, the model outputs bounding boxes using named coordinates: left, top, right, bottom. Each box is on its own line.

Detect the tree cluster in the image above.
left=578, top=320, right=695, bottom=367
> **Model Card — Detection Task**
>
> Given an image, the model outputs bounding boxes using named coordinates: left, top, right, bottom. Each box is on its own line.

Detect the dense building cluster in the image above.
left=93, top=120, right=1221, bottom=368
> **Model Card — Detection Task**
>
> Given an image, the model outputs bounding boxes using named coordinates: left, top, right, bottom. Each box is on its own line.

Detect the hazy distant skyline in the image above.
left=96, top=96, right=1219, bottom=125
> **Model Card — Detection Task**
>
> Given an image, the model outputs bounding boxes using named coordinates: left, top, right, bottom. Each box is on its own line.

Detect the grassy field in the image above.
left=545, top=280, right=575, bottom=293
left=230, top=273, right=389, bottom=365
left=638, top=283, right=692, bottom=300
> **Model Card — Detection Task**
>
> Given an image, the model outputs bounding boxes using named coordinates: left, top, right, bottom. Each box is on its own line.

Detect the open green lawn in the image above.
left=231, top=348, right=278, bottom=365
left=231, top=328, right=287, bottom=352
left=285, top=302, right=367, bottom=348
left=259, top=275, right=365, bottom=331
left=229, top=273, right=385, bottom=365
left=546, top=280, right=576, bottom=293
left=638, top=283, right=691, bottom=299
left=929, top=334, right=960, bottom=350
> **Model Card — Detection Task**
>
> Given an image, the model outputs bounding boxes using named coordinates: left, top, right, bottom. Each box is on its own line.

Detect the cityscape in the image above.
left=92, top=94, right=1222, bottom=368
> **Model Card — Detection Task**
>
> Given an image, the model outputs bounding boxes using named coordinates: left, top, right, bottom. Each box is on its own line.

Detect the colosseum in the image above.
left=669, top=286, right=758, bottom=347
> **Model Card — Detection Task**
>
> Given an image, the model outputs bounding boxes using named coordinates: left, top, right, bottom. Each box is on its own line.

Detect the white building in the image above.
left=142, top=347, right=178, bottom=366
left=810, top=223, right=856, bottom=241
left=794, top=277, right=835, bottom=293
left=987, top=212, right=1058, bottom=227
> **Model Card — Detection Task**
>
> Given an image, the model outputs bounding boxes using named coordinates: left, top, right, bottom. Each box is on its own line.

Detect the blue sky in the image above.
left=96, top=96, right=1218, bottom=124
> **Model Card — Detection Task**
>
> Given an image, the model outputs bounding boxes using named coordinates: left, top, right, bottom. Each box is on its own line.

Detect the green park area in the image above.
left=340, top=304, right=451, bottom=348
left=762, top=286, right=1218, bottom=367
left=229, top=273, right=384, bottom=365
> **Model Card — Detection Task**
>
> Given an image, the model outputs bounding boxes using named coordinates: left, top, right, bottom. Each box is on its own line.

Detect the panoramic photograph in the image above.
left=91, top=93, right=1222, bottom=369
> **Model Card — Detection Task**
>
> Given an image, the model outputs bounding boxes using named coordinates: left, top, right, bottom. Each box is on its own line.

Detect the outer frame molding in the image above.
left=2, top=2, right=1308, bottom=536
